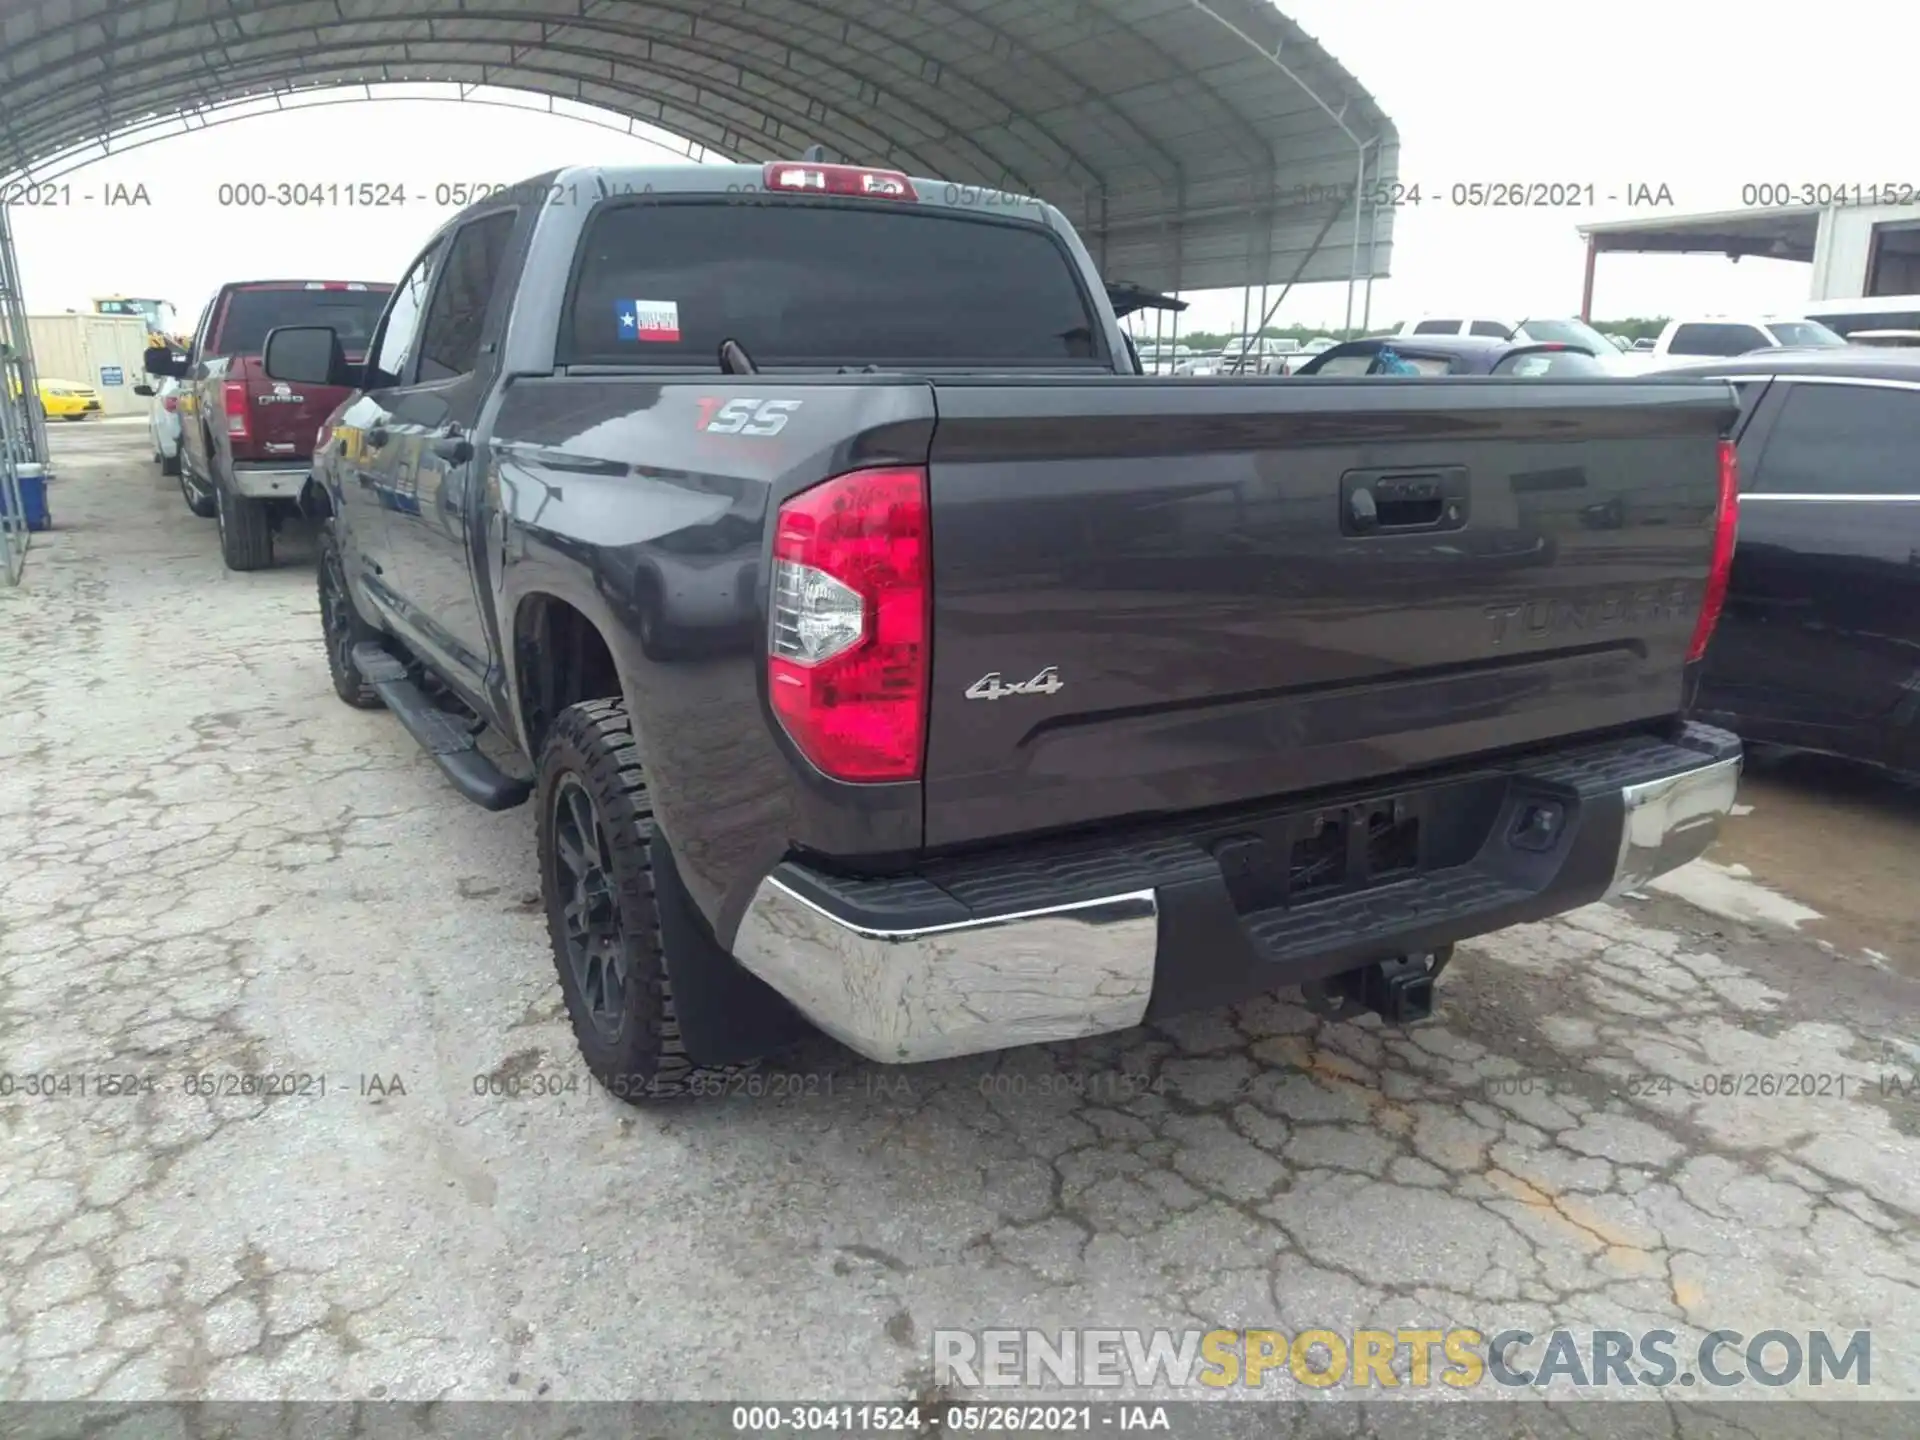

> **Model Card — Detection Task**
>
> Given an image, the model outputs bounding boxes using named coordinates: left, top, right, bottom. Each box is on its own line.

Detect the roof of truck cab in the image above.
left=550, top=162, right=1064, bottom=207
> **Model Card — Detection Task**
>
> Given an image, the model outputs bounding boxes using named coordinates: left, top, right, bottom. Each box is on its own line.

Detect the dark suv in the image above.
left=147, top=280, right=391, bottom=570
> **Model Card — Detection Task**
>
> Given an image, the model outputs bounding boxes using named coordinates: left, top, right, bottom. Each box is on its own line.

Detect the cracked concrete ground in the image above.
left=1, top=424, right=1916, bottom=1407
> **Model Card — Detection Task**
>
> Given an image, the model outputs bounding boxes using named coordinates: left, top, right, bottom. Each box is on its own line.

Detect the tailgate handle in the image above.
left=1342, top=467, right=1468, bottom=536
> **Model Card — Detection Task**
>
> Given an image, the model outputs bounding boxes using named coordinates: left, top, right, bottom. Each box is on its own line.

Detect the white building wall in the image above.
left=1809, top=203, right=1920, bottom=300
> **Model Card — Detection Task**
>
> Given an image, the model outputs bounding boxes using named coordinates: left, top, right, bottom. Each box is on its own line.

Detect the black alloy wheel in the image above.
left=317, top=527, right=382, bottom=707
left=548, top=773, right=631, bottom=1042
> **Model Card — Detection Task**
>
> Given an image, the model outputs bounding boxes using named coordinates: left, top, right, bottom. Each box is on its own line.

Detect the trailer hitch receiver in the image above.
left=1302, top=946, right=1452, bottom=1024
left=1361, top=953, right=1436, bottom=1023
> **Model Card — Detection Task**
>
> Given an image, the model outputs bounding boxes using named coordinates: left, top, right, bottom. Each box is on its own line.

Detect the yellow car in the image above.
left=35, top=377, right=103, bottom=420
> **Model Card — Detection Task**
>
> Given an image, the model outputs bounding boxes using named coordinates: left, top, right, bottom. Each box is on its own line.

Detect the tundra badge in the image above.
left=966, top=666, right=1063, bottom=701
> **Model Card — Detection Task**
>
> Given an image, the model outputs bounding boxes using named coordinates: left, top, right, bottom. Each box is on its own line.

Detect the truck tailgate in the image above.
left=228, top=354, right=356, bottom=461
left=921, top=377, right=1738, bottom=847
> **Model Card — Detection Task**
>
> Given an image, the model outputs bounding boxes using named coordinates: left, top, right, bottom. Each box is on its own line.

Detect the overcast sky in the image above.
left=10, top=0, right=1913, bottom=335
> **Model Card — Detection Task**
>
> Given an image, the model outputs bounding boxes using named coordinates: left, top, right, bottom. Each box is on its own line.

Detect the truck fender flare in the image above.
left=504, top=581, right=646, bottom=762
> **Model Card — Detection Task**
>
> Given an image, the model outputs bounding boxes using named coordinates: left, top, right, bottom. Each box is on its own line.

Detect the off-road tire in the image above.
left=215, top=475, right=273, bottom=570
left=317, top=525, right=384, bottom=708
left=536, top=699, right=745, bottom=1103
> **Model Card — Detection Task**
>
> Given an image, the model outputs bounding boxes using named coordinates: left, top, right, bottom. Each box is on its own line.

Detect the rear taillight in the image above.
left=761, top=161, right=918, bottom=201
left=162, top=395, right=178, bottom=412
left=223, top=380, right=251, bottom=440
left=767, top=467, right=929, bottom=782
left=1689, top=438, right=1740, bottom=662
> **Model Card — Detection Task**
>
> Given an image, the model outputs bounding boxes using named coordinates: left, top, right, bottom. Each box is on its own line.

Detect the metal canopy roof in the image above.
left=0, top=0, right=1398, bottom=294
left=1577, top=207, right=1822, bottom=263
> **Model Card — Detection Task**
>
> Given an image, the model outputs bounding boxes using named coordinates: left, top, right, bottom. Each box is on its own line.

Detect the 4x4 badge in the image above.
left=965, top=666, right=1063, bottom=701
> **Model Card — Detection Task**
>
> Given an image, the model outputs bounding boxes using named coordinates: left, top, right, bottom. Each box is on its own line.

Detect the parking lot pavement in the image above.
left=2, top=426, right=1916, bottom=1405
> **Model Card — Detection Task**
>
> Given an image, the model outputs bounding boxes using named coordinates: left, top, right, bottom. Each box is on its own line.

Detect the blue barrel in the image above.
left=2, top=463, right=50, bottom=531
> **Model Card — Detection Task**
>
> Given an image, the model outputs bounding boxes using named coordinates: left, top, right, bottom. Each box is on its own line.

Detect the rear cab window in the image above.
left=1304, top=345, right=1456, bottom=376
left=1384, top=353, right=1457, bottom=376
left=560, top=197, right=1108, bottom=370
left=211, top=284, right=391, bottom=358
left=1490, top=349, right=1607, bottom=376
left=1668, top=323, right=1770, bottom=357
left=1760, top=320, right=1848, bottom=348
left=1514, top=317, right=1614, bottom=354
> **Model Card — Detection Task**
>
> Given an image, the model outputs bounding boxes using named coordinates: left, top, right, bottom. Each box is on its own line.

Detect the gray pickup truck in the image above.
left=260, top=160, right=1744, bottom=1100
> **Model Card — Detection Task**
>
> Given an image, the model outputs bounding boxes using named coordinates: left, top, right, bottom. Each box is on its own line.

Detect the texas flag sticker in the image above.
left=616, top=299, right=681, bottom=342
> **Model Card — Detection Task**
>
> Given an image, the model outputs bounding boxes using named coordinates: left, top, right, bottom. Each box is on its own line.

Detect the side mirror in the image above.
left=142, top=344, right=189, bottom=378
left=263, top=325, right=351, bottom=388
left=133, top=382, right=155, bottom=397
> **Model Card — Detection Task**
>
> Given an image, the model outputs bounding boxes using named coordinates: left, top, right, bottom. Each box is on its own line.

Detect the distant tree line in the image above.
left=1160, top=325, right=1369, bottom=350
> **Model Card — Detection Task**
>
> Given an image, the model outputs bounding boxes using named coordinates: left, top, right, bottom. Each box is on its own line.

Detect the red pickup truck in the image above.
left=149, top=280, right=391, bottom=570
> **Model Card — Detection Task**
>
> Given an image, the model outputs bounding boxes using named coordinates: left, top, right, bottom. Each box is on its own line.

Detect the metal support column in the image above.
left=0, top=200, right=50, bottom=585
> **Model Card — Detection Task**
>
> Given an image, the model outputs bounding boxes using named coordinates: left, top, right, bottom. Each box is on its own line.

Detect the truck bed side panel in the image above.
left=922, top=377, right=1738, bottom=848
left=484, top=375, right=938, bottom=929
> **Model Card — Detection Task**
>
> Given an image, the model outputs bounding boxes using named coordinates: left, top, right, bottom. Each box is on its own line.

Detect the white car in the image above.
left=137, top=375, right=182, bottom=476
left=1616, top=315, right=1850, bottom=370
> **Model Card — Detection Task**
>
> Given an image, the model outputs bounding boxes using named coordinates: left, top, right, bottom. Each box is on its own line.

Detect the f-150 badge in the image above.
left=965, top=666, right=1063, bottom=701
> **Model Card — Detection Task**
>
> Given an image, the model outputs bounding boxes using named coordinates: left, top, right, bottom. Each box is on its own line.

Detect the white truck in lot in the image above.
left=1615, top=315, right=1851, bottom=370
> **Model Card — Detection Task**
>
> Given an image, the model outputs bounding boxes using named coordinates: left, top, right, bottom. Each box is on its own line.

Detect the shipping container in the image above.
left=26, top=313, right=153, bottom=416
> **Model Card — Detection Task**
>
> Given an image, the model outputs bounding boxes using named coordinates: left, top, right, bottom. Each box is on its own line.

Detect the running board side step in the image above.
left=350, top=642, right=531, bottom=811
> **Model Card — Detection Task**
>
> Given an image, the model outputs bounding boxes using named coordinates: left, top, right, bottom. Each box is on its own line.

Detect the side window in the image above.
left=367, top=243, right=441, bottom=389
left=1751, top=383, right=1920, bottom=496
left=1413, top=320, right=1458, bottom=335
left=189, top=299, right=215, bottom=361
left=1469, top=320, right=1510, bottom=338
left=417, top=212, right=516, bottom=382
left=1669, top=323, right=1768, bottom=357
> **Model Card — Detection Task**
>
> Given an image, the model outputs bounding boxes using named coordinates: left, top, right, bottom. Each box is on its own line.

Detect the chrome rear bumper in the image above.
left=730, top=732, right=1741, bottom=1065
left=731, top=885, right=1159, bottom=1065
left=1605, top=755, right=1742, bottom=899
left=230, top=461, right=309, bottom=499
